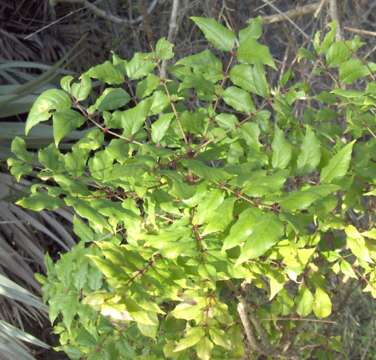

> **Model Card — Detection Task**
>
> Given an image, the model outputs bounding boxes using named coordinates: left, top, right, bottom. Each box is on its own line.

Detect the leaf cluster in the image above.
left=8, top=17, right=376, bottom=359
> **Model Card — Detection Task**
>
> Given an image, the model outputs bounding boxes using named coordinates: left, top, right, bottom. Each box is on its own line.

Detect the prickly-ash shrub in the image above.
left=8, top=18, right=376, bottom=359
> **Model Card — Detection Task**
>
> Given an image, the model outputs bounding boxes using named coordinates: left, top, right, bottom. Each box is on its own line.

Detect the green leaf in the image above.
left=345, top=225, right=372, bottom=263
left=125, top=53, right=156, bottom=80
left=280, top=184, right=339, bottom=212
left=150, top=90, right=169, bottom=114
left=223, top=208, right=257, bottom=251
left=176, top=50, right=223, bottom=82
left=171, top=303, right=203, bottom=321
left=88, top=150, right=113, bottom=181
left=320, top=141, right=355, bottom=183
left=65, top=197, right=110, bottom=231
left=61, top=292, right=78, bottom=330
left=60, top=75, right=74, bottom=92
left=86, top=61, right=124, bottom=85
left=87, top=256, right=119, bottom=279
left=112, top=98, right=152, bottom=136
left=237, top=38, right=276, bottom=69
left=340, top=260, right=357, bottom=279
left=26, top=89, right=71, bottom=134
left=91, top=88, right=130, bottom=112
left=239, top=17, right=263, bottom=42
left=203, top=197, right=235, bottom=235
left=71, top=75, right=92, bottom=101
left=236, top=212, right=284, bottom=264
left=38, top=144, right=62, bottom=171
left=229, top=64, right=269, bottom=97
left=11, top=137, right=33, bottom=162
left=73, top=215, right=94, bottom=242
left=17, top=193, right=63, bottom=211
left=296, top=286, right=313, bottom=317
left=7, top=158, right=32, bottom=181
left=296, top=127, right=321, bottom=175
left=209, top=328, right=231, bottom=350
left=53, top=109, right=85, bottom=145
left=64, top=147, right=89, bottom=177
left=191, top=17, right=236, bottom=51
left=181, top=159, right=231, bottom=183
left=156, top=37, right=174, bottom=60
left=193, top=189, right=224, bottom=225
left=195, top=337, right=213, bottom=360
left=215, top=113, right=238, bottom=130
left=138, top=323, right=158, bottom=339
left=174, top=327, right=205, bottom=352
left=272, top=125, right=292, bottom=169
left=151, top=113, right=174, bottom=143
left=136, top=74, right=160, bottom=98
left=223, top=208, right=283, bottom=262
left=242, top=171, right=287, bottom=197
left=326, top=42, right=352, bottom=68
left=312, top=288, right=332, bottom=318
left=222, top=86, right=255, bottom=113
left=76, top=128, right=104, bottom=150
left=339, top=59, right=370, bottom=84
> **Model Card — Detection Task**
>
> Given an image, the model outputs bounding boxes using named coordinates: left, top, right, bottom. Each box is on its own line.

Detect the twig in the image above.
left=56, top=0, right=159, bottom=25
left=167, top=0, right=180, bottom=43
left=237, top=294, right=269, bottom=354
left=262, top=2, right=319, bottom=30
left=344, top=26, right=376, bottom=38
left=161, top=0, right=180, bottom=78
left=314, top=0, right=327, bottom=18
left=261, top=0, right=310, bottom=40
left=365, top=44, right=376, bottom=60
left=261, top=317, right=336, bottom=324
left=24, top=7, right=85, bottom=40
left=328, top=0, right=343, bottom=40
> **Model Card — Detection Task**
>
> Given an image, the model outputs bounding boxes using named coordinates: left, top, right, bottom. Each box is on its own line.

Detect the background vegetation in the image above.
left=1, top=0, right=376, bottom=359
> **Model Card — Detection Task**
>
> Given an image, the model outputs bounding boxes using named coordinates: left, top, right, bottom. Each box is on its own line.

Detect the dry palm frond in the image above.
left=0, top=172, right=75, bottom=327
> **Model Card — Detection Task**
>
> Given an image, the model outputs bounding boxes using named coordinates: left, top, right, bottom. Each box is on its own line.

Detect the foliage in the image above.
left=8, top=17, right=376, bottom=359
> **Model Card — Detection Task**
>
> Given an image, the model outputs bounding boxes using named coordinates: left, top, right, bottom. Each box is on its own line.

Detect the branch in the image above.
left=261, top=2, right=375, bottom=41
left=344, top=26, right=376, bottom=38
left=57, top=0, right=159, bottom=25
left=329, top=0, right=343, bottom=40
left=237, top=295, right=268, bottom=355
left=161, top=0, right=180, bottom=78
left=167, top=0, right=180, bottom=42
left=262, top=2, right=321, bottom=24
left=261, top=0, right=309, bottom=39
